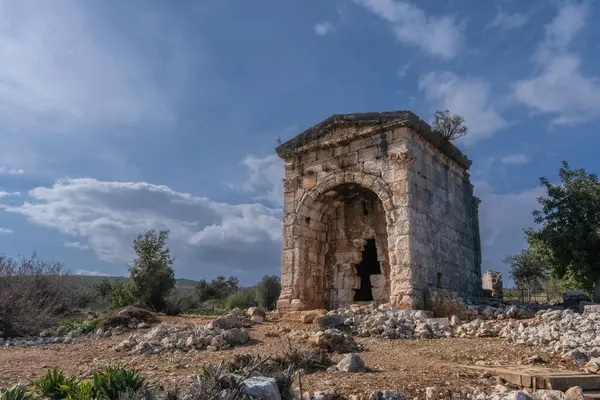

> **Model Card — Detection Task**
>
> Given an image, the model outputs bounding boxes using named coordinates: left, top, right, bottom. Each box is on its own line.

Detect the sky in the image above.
left=0, top=0, right=599, bottom=286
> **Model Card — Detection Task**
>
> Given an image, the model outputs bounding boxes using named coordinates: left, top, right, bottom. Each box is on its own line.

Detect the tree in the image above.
left=527, top=161, right=600, bottom=299
left=504, top=249, right=547, bottom=301
left=195, top=276, right=239, bottom=301
left=129, top=229, right=176, bottom=311
left=432, top=109, right=468, bottom=141
left=255, top=275, right=281, bottom=310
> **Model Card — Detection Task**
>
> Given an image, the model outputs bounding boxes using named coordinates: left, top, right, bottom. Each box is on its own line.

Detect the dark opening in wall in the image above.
left=437, top=272, right=442, bottom=288
left=354, top=239, right=381, bottom=301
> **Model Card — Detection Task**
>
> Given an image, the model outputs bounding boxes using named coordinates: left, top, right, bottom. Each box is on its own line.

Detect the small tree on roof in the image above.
left=432, top=109, right=468, bottom=141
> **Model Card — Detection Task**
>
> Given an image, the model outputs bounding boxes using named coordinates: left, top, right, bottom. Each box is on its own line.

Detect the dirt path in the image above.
left=0, top=315, right=580, bottom=398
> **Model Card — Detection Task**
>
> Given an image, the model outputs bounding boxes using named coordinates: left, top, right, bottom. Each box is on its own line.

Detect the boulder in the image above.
left=247, top=307, right=266, bottom=317
left=241, top=376, right=281, bottom=400
left=221, top=328, right=249, bottom=345
left=211, top=314, right=238, bottom=330
left=336, top=353, right=365, bottom=372
left=565, top=386, right=585, bottom=400
left=315, top=314, right=344, bottom=329
left=586, top=358, right=600, bottom=374
left=251, top=315, right=264, bottom=323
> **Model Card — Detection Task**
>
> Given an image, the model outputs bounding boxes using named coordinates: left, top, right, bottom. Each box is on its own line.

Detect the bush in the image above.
left=225, top=292, right=247, bottom=310
left=108, top=281, right=136, bottom=310
left=255, top=275, right=281, bottom=310
left=0, top=253, right=91, bottom=336
left=58, top=318, right=100, bottom=335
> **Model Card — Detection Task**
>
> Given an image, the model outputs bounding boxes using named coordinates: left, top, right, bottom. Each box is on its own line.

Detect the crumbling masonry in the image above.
left=275, top=111, right=482, bottom=316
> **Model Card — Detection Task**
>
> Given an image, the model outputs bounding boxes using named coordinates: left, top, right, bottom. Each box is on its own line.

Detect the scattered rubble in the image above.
left=310, top=328, right=362, bottom=353
left=115, top=311, right=252, bottom=354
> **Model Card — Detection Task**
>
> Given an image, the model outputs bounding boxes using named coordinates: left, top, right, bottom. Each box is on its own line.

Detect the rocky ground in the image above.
left=1, top=303, right=598, bottom=399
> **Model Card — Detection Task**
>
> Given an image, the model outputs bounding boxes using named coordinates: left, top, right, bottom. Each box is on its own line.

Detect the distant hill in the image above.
left=72, top=275, right=199, bottom=287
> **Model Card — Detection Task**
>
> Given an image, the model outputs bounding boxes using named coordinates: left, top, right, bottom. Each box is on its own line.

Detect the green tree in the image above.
left=255, top=275, right=281, bottom=310
left=504, top=249, right=547, bottom=301
left=432, top=109, right=468, bottom=141
left=108, top=280, right=136, bottom=309
left=195, top=276, right=239, bottom=301
left=527, top=161, right=600, bottom=299
left=128, top=229, right=175, bottom=311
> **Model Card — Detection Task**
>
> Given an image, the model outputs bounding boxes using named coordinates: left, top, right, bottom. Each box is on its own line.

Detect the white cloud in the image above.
left=514, top=2, right=600, bottom=125
left=500, top=154, right=531, bottom=165
left=0, top=227, right=14, bottom=234
left=474, top=180, right=546, bottom=282
left=229, top=155, right=284, bottom=207
left=0, top=1, right=173, bottom=131
left=65, top=241, right=90, bottom=250
left=0, top=167, right=24, bottom=175
left=419, top=71, right=508, bottom=145
left=2, top=175, right=283, bottom=278
left=0, top=191, right=20, bottom=198
left=75, top=270, right=108, bottom=277
left=487, top=10, right=528, bottom=31
left=354, top=0, right=464, bottom=59
left=314, top=21, right=335, bottom=36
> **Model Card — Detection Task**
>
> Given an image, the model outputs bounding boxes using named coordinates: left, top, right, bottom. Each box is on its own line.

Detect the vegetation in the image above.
left=0, top=253, right=94, bottom=336
left=195, top=276, right=239, bottom=302
left=504, top=249, right=547, bottom=300
left=255, top=275, right=282, bottom=310
left=432, top=109, right=468, bottom=141
left=129, top=230, right=176, bottom=312
left=526, top=161, right=600, bottom=298
left=225, top=292, right=247, bottom=310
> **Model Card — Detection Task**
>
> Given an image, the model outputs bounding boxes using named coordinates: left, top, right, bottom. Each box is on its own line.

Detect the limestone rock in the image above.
left=564, top=386, right=584, bottom=400
left=241, top=376, right=281, bottom=400
left=336, top=353, right=365, bottom=372
left=221, top=328, right=249, bottom=345
left=586, top=358, right=600, bottom=374
left=369, top=390, right=406, bottom=400
left=251, top=315, right=264, bottom=323
left=315, top=314, right=344, bottom=329
left=247, top=307, right=266, bottom=317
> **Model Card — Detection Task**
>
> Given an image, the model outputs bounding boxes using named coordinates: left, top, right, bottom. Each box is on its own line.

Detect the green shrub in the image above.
left=92, top=366, right=146, bottom=400
left=59, top=319, right=100, bottom=335
left=108, top=281, right=136, bottom=310
left=225, top=292, right=246, bottom=310
left=255, top=275, right=281, bottom=310
left=0, top=386, right=32, bottom=400
left=34, top=368, right=78, bottom=399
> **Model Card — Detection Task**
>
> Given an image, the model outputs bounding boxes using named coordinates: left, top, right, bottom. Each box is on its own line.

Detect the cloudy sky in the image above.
left=0, top=0, right=598, bottom=285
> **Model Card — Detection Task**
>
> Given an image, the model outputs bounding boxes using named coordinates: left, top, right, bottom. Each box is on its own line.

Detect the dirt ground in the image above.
left=0, top=315, right=582, bottom=399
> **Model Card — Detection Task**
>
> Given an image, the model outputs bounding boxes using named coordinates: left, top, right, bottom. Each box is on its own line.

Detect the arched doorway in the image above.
left=320, top=183, right=390, bottom=309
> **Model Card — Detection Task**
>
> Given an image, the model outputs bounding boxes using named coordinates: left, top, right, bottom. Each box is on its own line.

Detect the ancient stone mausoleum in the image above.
left=275, top=111, right=482, bottom=316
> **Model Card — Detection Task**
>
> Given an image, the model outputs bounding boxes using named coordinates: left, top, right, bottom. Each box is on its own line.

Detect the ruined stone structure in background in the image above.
left=275, top=111, right=482, bottom=316
left=482, top=270, right=503, bottom=298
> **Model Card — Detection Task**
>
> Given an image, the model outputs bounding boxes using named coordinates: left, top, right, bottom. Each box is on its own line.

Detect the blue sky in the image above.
left=0, top=0, right=599, bottom=286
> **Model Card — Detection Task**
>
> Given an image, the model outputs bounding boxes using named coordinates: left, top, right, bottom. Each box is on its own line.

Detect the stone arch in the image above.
left=295, top=171, right=395, bottom=217
left=288, top=171, right=399, bottom=310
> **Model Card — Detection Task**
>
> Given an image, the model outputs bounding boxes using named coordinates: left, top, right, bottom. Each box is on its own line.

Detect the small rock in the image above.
left=565, top=386, right=585, bottom=400
left=336, top=353, right=365, bottom=373
left=425, top=387, right=438, bottom=400
left=586, top=358, right=600, bottom=374
left=369, top=390, right=406, bottom=400
left=315, top=314, right=344, bottom=329
left=251, top=315, right=264, bottom=323
left=241, top=376, right=281, bottom=400
left=247, top=307, right=266, bottom=317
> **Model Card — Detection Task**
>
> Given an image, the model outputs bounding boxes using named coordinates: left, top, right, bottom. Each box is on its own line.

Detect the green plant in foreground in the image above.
left=0, top=386, right=32, bottom=400
left=92, top=366, right=146, bottom=400
left=34, top=368, right=78, bottom=399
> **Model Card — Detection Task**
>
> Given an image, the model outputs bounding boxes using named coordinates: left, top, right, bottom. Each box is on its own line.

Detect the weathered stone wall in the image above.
left=276, top=114, right=482, bottom=315
left=405, top=134, right=482, bottom=308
